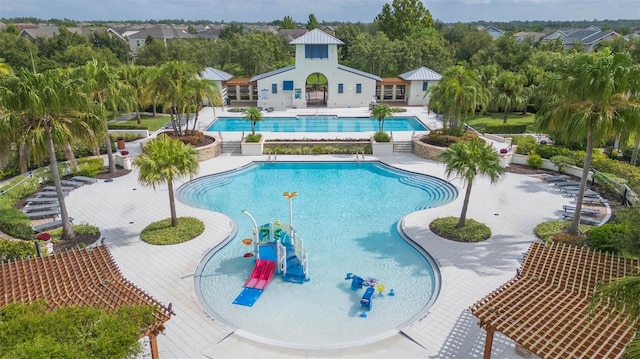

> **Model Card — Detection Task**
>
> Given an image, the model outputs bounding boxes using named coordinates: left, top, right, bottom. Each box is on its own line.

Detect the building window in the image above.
left=338, top=84, right=343, bottom=94
left=356, top=84, right=362, bottom=94
left=283, top=80, right=294, bottom=91
left=305, top=44, right=328, bottom=59
left=272, top=84, right=277, bottom=94
left=422, top=82, right=428, bottom=91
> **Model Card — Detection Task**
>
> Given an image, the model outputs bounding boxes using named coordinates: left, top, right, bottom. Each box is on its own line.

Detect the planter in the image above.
left=510, top=153, right=593, bottom=180
left=241, top=135, right=264, bottom=156
left=412, top=136, right=447, bottom=160
left=371, top=136, right=393, bottom=156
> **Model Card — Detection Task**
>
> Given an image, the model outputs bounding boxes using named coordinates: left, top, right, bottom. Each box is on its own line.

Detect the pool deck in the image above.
left=64, top=106, right=570, bottom=358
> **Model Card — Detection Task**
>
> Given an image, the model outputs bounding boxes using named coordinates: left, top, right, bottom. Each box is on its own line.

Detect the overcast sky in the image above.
left=1, top=0, right=638, bottom=23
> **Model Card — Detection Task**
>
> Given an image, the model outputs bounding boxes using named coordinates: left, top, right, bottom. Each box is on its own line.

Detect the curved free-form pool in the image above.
left=178, top=162, right=457, bottom=348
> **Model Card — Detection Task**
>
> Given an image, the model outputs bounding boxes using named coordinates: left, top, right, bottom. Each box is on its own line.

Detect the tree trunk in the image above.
left=167, top=179, right=177, bottom=227
left=104, top=121, right=116, bottom=173
left=457, top=179, right=473, bottom=228
left=63, top=143, right=78, bottom=171
left=503, top=107, right=508, bottom=124
left=567, top=127, right=594, bottom=235
left=192, top=104, right=201, bottom=133
left=19, top=143, right=29, bottom=174
left=136, top=110, right=141, bottom=125
left=631, top=134, right=640, bottom=166
left=45, top=127, right=75, bottom=240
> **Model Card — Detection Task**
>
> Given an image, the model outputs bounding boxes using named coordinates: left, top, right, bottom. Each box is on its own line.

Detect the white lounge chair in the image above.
left=562, top=205, right=601, bottom=216
left=23, top=203, right=60, bottom=213
left=562, top=212, right=601, bottom=225
left=72, top=176, right=97, bottom=184
left=26, top=197, right=59, bottom=204
left=27, top=209, right=60, bottom=219
left=543, top=175, right=570, bottom=182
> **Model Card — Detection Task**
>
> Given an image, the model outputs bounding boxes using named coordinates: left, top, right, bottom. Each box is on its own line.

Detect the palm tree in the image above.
left=591, top=274, right=640, bottom=357
left=0, top=69, right=102, bottom=240
left=439, top=138, right=504, bottom=228
left=244, top=107, right=263, bottom=137
left=186, top=77, right=222, bottom=134
left=371, top=103, right=393, bottom=133
left=119, top=64, right=152, bottom=124
left=157, top=61, right=199, bottom=137
left=81, top=60, right=136, bottom=173
left=133, top=134, right=199, bottom=227
left=491, top=71, right=527, bottom=124
left=535, top=50, right=640, bottom=236
left=429, top=65, right=490, bottom=136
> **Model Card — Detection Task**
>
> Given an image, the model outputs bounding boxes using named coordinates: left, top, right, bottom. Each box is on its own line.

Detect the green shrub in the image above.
left=0, top=175, right=41, bottom=205
left=245, top=133, right=262, bottom=143
left=527, top=152, right=542, bottom=169
left=373, top=131, right=391, bottom=142
left=166, top=130, right=204, bottom=146
left=485, top=123, right=527, bottom=134
left=390, top=107, right=406, bottom=113
left=228, top=107, right=245, bottom=113
left=73, top=158, right=103, bottom=178
left=550, top=155, right=575, bottom=172
left=534, top=220, right=592, bottom=243
left=511, top=135, right=537, bottom=146
left=551, top=232, right=583, bottom=246
left=0, top=238, right=38, bottom=263
left=140, top=217, right=205, bottom=245
left=110, top=133, right=144, bottom=142
left=585, top=223, right=625, bottom=254
left=0, top=206, right=35, bottom=240
left=429, top=216, right=491, bottom=242
left=48, top=223, right=99, bottom=242
left=107, top=122, right=148, bottom=130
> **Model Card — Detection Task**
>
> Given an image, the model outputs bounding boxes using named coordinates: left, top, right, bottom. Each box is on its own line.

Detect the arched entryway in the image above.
left=306, top=72, right=327, bottom=107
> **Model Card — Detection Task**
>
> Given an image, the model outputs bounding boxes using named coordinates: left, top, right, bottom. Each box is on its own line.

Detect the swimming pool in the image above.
left=178, top=162, right=457, bottom=348
left=206, top=115, right=428, bottom=132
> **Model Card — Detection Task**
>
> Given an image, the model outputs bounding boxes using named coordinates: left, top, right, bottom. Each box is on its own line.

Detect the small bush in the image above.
left=166, top=130, right=204, bottom=146
left=0, top=206, right=35, bottom=240
left=0, top=238, right=38, bottom=263
left=510, top=135, right=537, bottom=146
left=429, top=216, right=491, bottom=242
left=140, top=217, right=205, bottom=245
left=245, top=134, right=262, bottom=143
left=551, top=232, right=583, bottom=246
left=550, top=155, right=575, bottom=172
left=527, top=152, right=542, bottom=169
left=424, top=129, right=478, bottom=147
left=585, top=223, right=625, bottom=254
left=534, top=220, right=592, bottom=243
left=107, top=122, right=148, bottom=130
left=48, top=223, right=100, bottom=242
left=373, top=131, right=391, bottom=142
left=390, top=107, right=406, bottom=113
left=73, top=157, right=103, bottom=178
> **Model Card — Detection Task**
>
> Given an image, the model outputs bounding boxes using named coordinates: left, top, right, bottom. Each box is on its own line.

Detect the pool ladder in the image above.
left=354, top=151, right=364, bottom=162
left=267, top=152, right=277, bottom=162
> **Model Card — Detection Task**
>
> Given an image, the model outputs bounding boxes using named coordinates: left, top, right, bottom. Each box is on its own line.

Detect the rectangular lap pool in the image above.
left=207, top=115, right=428, bottom=132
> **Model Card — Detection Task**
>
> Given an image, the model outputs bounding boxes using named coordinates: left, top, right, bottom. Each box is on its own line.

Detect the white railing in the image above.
left=301, top=252, right=309, bottom=277
left=276, top=240, right=286, bottom=275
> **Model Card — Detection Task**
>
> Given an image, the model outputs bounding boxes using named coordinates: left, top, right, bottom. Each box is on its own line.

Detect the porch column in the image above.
left=483, top=325, right=495, bottom=359
left=392, top=84, right=397, bottom=101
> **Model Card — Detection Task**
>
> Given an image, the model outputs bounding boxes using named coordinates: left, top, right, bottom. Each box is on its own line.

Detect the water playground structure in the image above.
left=233, top=192, right=309, bottom=307
left=345, top=273, right=395, bottom=318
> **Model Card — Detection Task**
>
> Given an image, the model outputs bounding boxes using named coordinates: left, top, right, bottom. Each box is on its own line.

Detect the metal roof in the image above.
left=337, top=65, right=381, bottom=81
left=399, top=67, right=442, bottom=81
left=289, top=28, right=344, bottom=45
left=471, top=242, right=640, bottom=359
left=200, top=67, right=234, bottom=82
left=250, top=65, right=295, bottom=82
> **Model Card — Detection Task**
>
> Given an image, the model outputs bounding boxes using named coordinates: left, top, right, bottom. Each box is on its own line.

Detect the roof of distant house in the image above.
left=128, top=24, right=195, bottom=40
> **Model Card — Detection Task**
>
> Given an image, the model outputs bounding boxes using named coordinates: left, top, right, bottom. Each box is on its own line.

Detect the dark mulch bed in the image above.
left=95, top=165, right=131, bottom=179
left=53, top=230, right=101, bottom=253
left=504, top=164, right=558, bottom=176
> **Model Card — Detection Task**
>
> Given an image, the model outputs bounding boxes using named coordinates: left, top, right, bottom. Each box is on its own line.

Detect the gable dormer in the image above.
left=289, top=28, right=343, bottom=68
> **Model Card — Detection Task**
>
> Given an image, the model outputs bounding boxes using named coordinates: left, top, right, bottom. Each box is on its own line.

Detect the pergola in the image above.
left=0, top=245, right=172, bottom=358
left=471, top=242, right=640, bottom=359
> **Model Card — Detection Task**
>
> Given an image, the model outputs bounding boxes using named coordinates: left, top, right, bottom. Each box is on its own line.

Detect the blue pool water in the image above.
left=178, top=162, right=457, bottom=348
left=206, top=115, right=428, bottom=132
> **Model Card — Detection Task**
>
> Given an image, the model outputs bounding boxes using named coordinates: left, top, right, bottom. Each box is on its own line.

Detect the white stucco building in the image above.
left=250, top=29, right=380, bottom=111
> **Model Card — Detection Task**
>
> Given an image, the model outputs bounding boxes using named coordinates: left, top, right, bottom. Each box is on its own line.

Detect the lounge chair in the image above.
left=42, top=186, right=74, bottom=192
left=33, top=191, right=62, bottom=198
left=562, top=212, right=601, bottom=225
left=26, top=197, right=59, bottom=204
left=23, top=203, right=60, bottom=213
left=554, top=181, right=581, bottom=187
left=562, top=205, right=601, bottom=215
left=61, top=179, right=84, bottom=187
left=27, top=209, right=60, bottom=219
left=32, top=217, right=73, bottom=233
left=72, top=176, right=97, bottom=184
left=543, top=175, right=570, bottom=182
left=564, top=189, right=600, bottom=198
left=579, top=196, right=609, bottom=204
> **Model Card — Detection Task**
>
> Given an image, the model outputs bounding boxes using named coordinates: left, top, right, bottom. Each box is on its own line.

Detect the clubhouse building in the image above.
left=201, top=29, right=442, bottom=110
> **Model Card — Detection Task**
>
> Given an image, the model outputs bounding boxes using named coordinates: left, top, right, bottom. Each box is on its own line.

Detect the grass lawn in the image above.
left=465, top=112, right=536, bottom=133
left=115, top=114, right=172, bottom=132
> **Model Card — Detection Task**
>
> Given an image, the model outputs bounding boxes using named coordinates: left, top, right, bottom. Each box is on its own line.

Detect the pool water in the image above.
left=207, top=115, right=428, bottom=132
left=178, top=162, right=457, bottom=348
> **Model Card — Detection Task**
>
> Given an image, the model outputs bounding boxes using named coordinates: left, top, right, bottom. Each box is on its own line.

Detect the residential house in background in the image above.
left=479, top=25, right=505, bottom=39
left=542, top=25, right=618, bottom=51
left=126, top=24, right=195, bottom=54
left=18, top=25, right=107, bottom=40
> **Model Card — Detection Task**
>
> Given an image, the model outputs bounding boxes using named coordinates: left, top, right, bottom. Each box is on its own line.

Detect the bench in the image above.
left=562, top=205, right=601, bottom=215
left=72, top=176, right=97, bottom=184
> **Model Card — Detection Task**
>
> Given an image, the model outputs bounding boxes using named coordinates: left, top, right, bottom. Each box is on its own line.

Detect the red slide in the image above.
left=245, top=260, right=277, bottom=290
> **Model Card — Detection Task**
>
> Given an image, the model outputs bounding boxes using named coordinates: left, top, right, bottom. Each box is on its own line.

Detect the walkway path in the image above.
left=64, top=136, right=570, bottom=358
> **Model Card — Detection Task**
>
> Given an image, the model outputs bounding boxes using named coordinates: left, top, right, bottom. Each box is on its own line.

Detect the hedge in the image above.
left=107, top=122, right=148, bottom=130
left=485, top=123, right=527, bottom=134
